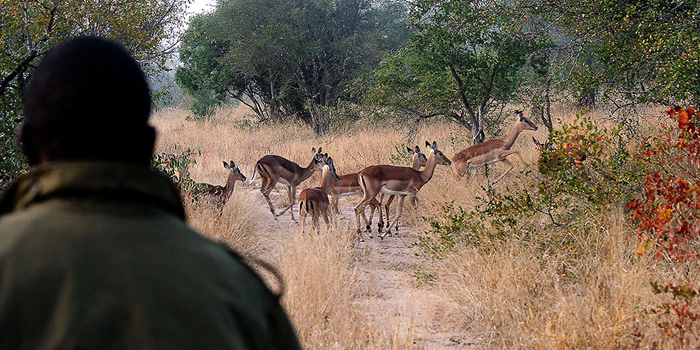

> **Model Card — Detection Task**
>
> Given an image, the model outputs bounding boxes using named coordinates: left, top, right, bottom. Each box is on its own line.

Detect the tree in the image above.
left=365, top=0, right=539, bottom=145
left=550, top=0, right=700, bottom=106
left=176, top=0, right=409, bottom=135
left=0, top=0, right=189, bottom=184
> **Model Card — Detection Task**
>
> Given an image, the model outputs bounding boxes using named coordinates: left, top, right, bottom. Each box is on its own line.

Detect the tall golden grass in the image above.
left=153, top=104, right=697, bottom=349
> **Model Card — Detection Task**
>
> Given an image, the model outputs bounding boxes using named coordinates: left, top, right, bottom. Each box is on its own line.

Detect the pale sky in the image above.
left=187, top=0, right=216, bottom=17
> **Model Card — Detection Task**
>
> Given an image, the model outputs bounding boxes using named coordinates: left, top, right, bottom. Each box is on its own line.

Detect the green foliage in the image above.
left=419, top=112, right=645, bottom=258
left=365, top=0, right=542, bottom=143
left=177, top=0, right=409, bottom=132
left=549, top=0, right=700, bottom=103
left=152, top=145, right=201, bottom=187
left=0, top=0, right=188, bottom=185
left=538, top=113, right=642, bottom=207
left=418, top=202, right=484, bottom=258
left=186, top=89, right=219, bottom=121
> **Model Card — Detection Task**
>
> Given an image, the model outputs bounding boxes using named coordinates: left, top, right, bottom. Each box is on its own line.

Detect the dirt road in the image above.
left=263, top=192, right=475, bottom=349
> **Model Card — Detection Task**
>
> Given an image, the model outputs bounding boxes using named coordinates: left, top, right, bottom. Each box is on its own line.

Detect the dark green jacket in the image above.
left=0, top=162, right=302, bottom=350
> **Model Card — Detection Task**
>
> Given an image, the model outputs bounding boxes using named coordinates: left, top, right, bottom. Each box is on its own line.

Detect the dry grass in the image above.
left=152, top=103, right=699, bottom=349
left=431, top=212, right=647, bottom=349
left=276, top=227, right=418, bottom=349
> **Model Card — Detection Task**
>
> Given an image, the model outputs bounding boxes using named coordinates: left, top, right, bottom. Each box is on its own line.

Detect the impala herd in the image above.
left=182, top=111, right=539, bottom=240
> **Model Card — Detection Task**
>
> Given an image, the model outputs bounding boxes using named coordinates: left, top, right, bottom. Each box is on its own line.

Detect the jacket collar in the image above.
left=0, top=162, right=185, bottom=219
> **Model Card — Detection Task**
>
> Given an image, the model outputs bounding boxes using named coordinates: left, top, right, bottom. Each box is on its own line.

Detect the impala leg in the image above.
left=514, top=151, right=527, bottom=168
left=363, top=201, right=373, bottom=232
left=369, top=198, right=382, bottom=232
left=331, top=194, right=340, bottom=214
left=382, top=195, right=406, bottom=239
left=367, top=195, right=380, bottom=230
left=312, top=214, right=319, bottom=235
left=355, top=199, right=374, bottom=239
left=299, top=209, right=306, bottom=234
left=288, top=185, right=297, bottom=222
left=384, top=194, right=396, bottom=228
left=375, top=196, right=386, bottom=234
left=493, top=158, right=514, bottom=184
left=261, top=179, right=279, bottom=220
left=410, top=194, right=419, bottom=207
left=452, top=163, right=466, bottom=179
left=361, top=199, right=379, bottom=232
left=354, top=202, right=363, bottom=233
left=323, top=211, right=330, bottom=232
left=468, top=165, right=478, bottom=178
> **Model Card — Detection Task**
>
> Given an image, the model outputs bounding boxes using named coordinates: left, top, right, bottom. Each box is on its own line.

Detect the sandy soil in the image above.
left=254, top=188, right=477, bottom=349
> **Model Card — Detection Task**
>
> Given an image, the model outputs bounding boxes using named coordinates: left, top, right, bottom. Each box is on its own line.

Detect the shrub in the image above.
left=632, top=106, right=700, bottom=260
left=637, top=281, right=700, bottom=348
left=418, top=111, right=644, bottom=257
left=151, top=145, right=200, bottom=186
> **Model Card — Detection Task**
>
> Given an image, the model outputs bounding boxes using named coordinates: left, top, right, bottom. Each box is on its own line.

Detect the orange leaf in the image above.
left=637, top=237, right=654, bottom=255
left=679, top=110, right=690, bottom=128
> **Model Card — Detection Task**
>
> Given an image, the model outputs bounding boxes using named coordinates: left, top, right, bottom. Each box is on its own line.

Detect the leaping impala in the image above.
left=298, top=155, right=340, bottom=234
left=355, top=141, right=452, bottom=240
left=329, top=146, right=427, bottom=227
left=451, top=111, right=538, bottom=184
left=250, top=147, right=324, bottom=221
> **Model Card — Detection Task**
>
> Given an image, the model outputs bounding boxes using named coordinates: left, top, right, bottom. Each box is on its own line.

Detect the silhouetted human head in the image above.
left=21, top=36, right=155, bottom=166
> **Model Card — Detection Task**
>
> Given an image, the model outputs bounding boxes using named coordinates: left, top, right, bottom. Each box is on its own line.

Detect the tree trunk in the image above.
left=530, top=84, right=553, bottom=135
left=472, top=106, right=485, bottom=145
left=577, top=87, right=596, bottom=108
left=307, top=100, right=329, bottom=137
left=449, top=65, right=483, bottom=145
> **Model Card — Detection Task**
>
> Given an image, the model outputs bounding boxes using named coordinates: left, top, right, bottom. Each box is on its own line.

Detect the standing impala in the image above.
left=355, top=141, right=452, bottom=240
left=329, top=146, right=427, bottom=223
left=250, top=147, right=324, bottom=221
left=203, top=160, right=247, bottom=203
left=380, top=146, right=428, bottom=229
left=179, top=160, right=246, bottom=206
left=451, top=111, right=538, bottom=184
left=297, top=155, right=340, bottom=234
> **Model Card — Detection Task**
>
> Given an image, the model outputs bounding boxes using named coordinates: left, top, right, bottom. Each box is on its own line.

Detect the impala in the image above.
left=451, top=111, right=538, bottom=184
left=297, top=155, right=340, bottom=234
left=179, top=161, right=246, bottom=206
left=532, top=136, right=550, bottom=151
left=380, top=146, right=427, bottom=228
left=329, top=146, right=427, bottom=223
left=250, top=147, right=324, bottom=221
left=355, top=141, right=452, bottom=240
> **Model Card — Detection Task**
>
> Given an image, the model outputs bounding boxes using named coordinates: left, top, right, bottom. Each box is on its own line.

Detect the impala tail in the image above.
left=249, top=163, right=261, bottom=184
left=299, top=199, right=313, bottom=216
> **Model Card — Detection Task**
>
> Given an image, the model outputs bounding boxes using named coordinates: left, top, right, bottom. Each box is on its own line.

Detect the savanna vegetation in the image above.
left=3, top=0, right=700, bottom=348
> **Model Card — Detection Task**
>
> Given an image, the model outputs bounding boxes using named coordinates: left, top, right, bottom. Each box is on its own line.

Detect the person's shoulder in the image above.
left=0, top=202, right=54, bottom=255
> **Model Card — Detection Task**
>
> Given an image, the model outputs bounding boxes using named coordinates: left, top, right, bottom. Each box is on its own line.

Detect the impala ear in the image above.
left=312, top=147, right=317, bottom=154
left=223, top=161, right=229, bottom=169
left=415, top=145, right=420, bottom=153
left=318, top=147, right=323, bottom=154
left=432, top=141, right=438, bottom=150
left=230, top=160, right=236, bottom=168
left=407, top=146, right=414, bottom=155
left=425, top=141, right=431, bottom=148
